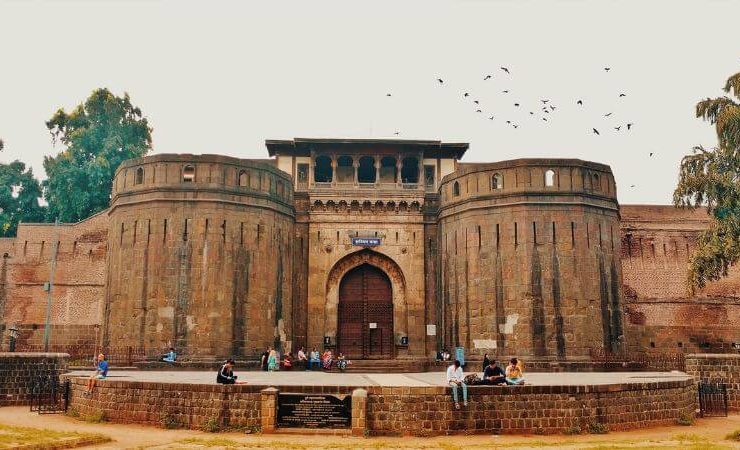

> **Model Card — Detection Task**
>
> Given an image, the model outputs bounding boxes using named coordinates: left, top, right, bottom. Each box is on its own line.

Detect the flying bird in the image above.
left=627, top=123, right=634, bottom=130
left=604, top=112, right=613, bottom=117
left=514, top=103, right=520, bottom=107
left=630, top=184, right=636, bottom=188
left=512, top=124, right=518, bottom=129
left=529, top=112, right=534, bottom=115
left=549, top=106, right=556, bottom=111
left=474, top=100, right=479, bottom=104
left=476, top=109, right=482, bottom=113
left=488, top=116, right=494, bottom=120
left=506, top=120, right=511, bottom=124
left=463, top=93, right=469, bottom=97
left=649, top=152, right=654, bottom=157
left=542, top=117, right=548, bottom=122
left=576, top=100, right=583, bottom=105
left=484, top=75, right=492, bottom=80
left=592, top=128, right=600, bottom=135
left=604, top=67, right=611, bottom=72
left=502, top=90, right=509, bottom=94
left=614, top=126, right=621, bottom=131
left=386, top=93, right=391, bottom=97
left=437, top=78, right=444, bottom=84
left=541, top=99, right=549, bottom=104
left=394, top=131, right=400, bottom=135
left=500, top=67, right=510, bottom=74
left=619, top=93, right=626, bottom=97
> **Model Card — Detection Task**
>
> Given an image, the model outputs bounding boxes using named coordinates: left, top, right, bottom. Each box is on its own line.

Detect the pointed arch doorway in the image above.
left=338, top=263, right=394, bottom=359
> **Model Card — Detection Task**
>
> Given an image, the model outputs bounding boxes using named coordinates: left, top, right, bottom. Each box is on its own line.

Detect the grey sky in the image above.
left=1, top=0, right=738, bottom=204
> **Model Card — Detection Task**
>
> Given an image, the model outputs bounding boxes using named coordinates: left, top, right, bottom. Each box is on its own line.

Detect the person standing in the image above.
left=446, top=359, right=468, bottom=409
left=260, top=348, right=269, bottom=371
left=482, top=353, right=490, bottom=373
left=268, top=349, right=278, bottom=371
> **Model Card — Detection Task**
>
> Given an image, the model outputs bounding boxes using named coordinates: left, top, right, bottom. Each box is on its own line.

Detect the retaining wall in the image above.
left=65, top=376, right=696, bottom=435
left=0, top=352, right=69, bottom=406
left=686, top=353, right=740, bottom=411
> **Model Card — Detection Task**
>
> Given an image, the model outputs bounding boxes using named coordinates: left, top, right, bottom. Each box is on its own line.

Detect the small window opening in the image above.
left=135, top=167, right=144, bottom=185
left=238, top=170, right=248, bottom=187
left=545, top=169, right=555, bottom=187
left=491, top=173, right=503, bottom=190
left=453, top=181, right=460, bottom=197
left=183, top=165, right=195, bottom=183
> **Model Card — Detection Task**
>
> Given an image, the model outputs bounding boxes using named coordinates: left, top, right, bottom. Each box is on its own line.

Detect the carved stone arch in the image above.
left=362, top=200, right=372, bottom=210
left=324, top=249, right=408, bottom=346
left=398, top=201, right=408, bottom=212
left=312, top=200, right=324, bottom=211
left=386, top=201, right=396, bottom=212
left=410, top=201, right=421, bottom=212
left=350, top=200, right=360, bottom=211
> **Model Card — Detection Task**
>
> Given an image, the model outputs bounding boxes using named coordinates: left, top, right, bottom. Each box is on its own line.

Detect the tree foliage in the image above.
left=42, top=88, right=152, bottom=222
left=674, top=70, right=740, bottom=289
left=0, top=160, right=45, bottom=237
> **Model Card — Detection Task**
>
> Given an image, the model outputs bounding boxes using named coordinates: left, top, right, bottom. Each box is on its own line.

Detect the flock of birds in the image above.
left=386, top=66, right=638, bottom=137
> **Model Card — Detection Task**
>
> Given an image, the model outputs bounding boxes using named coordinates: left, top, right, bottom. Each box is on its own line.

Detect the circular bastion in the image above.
left=103, top=154, right=295, bottom=361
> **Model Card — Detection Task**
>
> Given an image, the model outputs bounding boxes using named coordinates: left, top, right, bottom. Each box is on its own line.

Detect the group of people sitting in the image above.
left=296, top=347, right=351, bottom=371
left=446, top=355, right=526, bottom=409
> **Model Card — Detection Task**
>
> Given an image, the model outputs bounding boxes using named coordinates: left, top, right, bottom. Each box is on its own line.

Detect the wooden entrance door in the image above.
left=338, top=264, right=393, bottom=359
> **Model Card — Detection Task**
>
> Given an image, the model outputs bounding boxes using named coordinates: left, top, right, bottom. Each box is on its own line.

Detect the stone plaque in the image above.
left=277, top=393, right=352, bottom=429
left=351, top=237, right=381, bottom=247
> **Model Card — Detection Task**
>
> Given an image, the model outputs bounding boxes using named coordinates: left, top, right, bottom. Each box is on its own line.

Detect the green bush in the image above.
left=726, top=430, right=740, bottom=441
left=564, top=425, right=582, bottom=435
left=83, top=409, right=106, bottom=423
left=587, top=422, right=609, bottom=434
left=676, top=412, right=694, bottom=426
left=202, top=417, right=221, bottom=433
left=161, top=413, right=182, bottom=430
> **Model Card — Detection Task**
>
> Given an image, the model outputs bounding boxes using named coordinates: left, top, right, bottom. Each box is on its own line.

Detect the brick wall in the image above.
left=685, top=353, right=740, bottom=411
left=0, top=353, right=69, bottom=406
left=65, top=376, right=695, bottom=435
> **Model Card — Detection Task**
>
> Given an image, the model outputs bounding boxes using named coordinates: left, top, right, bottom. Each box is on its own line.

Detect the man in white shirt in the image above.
left=297, top=347, right=307, bottom=369
left=446, top=359, right=468, bottom=409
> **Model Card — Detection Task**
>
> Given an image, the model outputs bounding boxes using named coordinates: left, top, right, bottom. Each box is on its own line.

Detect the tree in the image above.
left=43, top=88, right=152, bottom=222
left=674, top=71, right=740, bottom=289
left=0, top=160, right=45, bottom=237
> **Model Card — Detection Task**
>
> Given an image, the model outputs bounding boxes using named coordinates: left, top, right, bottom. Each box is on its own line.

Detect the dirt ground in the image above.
left=0, top=407, right=738, bottom=449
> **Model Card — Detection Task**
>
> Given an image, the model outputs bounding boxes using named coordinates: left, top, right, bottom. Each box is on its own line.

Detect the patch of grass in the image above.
left=672, top=432, right=706, bottom=442
left=563, top=425, right=582, bottom=435
left=675, top=412, right=695, bottom=426
left=726, top=429, right=740, bottom=441
left=0, top=424, right=110, bottom=449
left=177, top=437, right=243, bottom=448
left=201, top=417, right=221, bottom=433
left=81, top=409, right=106, bottom=423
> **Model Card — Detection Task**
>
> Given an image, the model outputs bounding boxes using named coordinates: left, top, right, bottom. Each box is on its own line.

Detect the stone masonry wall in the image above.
left=620, top=206, right=740, bottom=353
left=0, top=353, right=69, bottom=406
left=438, top=159, right=622, bottom=360
left=685, top=353, right=740, bottom=411
left=0, top=212, right=108, bottom=351
left=65, top=376, right=695, bottom=435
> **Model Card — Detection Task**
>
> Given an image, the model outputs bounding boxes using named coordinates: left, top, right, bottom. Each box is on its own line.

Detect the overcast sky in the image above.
left=1, top=0, right=738, bottom=205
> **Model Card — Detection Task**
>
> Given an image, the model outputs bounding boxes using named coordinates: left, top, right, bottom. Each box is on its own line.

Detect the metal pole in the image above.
left=43, top=218, right=59, bottom=352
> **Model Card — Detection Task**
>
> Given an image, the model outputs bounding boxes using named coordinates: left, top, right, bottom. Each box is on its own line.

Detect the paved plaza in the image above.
left=67, top=369, right=692, bottom=387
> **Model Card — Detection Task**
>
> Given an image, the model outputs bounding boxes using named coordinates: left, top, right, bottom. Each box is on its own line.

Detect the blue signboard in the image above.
left=351, top=237, right=381, bottom=247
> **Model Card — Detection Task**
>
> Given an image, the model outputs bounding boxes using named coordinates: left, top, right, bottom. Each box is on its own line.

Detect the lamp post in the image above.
left=8, top=324, right=18, bottom=352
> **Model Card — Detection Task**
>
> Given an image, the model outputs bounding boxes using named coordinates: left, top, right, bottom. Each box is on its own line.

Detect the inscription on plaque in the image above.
left=277, top=393, right=352, bottom=428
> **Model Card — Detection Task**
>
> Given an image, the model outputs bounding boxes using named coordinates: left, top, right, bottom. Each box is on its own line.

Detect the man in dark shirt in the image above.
left=260, top=348, right=269, bottom=371
left=482, top=360, right=506, bottom=385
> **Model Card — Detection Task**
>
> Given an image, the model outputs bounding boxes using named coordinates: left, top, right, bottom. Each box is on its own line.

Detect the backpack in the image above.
left=463, top=373, right=481, bottom=385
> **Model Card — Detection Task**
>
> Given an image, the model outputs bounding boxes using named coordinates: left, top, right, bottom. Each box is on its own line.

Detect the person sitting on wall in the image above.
left=322, top=349, right=333, bottom=370
left=481, top=359, right=506, bottom=386
left=260, top=347, right=270, bottom=372
left=297, top=347, right=307, bottom=369
left=216, top=359, right=247, bottom=384
left=446, top=359, right=468, bottom=409
left=85, top=353, right=108, bottom=394
left=336, top=352, right=349, bottom=372
left=308, top=348, right=321, bottom=371
left=162, top=347, right=177, bottom=363
left=282, top=353, right=293, bottom=370
left=505, top=358, right=526, bottom=385
left=267, top=349, right=278, bottom=371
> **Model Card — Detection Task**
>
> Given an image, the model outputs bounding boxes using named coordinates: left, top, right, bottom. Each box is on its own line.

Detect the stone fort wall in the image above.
left=1, top=151, right=739, bottom=360
left=103, top=154, right=295, bottom=359
left=620, top=205, right=740, bottom=353
left=437, top=159, right=622, bottom=359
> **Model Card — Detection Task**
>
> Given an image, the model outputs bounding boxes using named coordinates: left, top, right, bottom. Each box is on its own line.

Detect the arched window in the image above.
left=379, top=156, right=397, bottom=183
left=545, top=169, right=555, bottom=187
left=183, top=165, right=195, bottom=183
left=314, top=155, right=332, bottom=182
left=592, top=173, right=600, bottom=190
left=491, top=173, right=503, bottom=190
left=453, top=181, right=460, bottom=197
left=238, top=170, right=248, bottom=187
left=135, top=167, right=144, bottom=185
left=358, top=156, right=376, bottom=183
left=336, top=155, right=353, bottom=183
left=401, top=157, right=419, bottom=184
